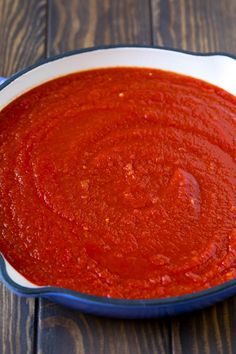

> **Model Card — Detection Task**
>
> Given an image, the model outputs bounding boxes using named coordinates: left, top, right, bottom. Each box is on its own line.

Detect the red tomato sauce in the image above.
left=0, top=68, right=236, bottom=299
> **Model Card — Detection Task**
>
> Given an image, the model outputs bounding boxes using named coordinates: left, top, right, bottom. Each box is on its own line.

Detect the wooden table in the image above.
left=0, top=1, right=236, bottom=353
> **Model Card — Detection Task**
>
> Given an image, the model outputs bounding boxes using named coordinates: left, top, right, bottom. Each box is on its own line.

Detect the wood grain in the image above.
left=47, top=0, right=152, bottom=55
left=151, top=0, right=236, bottom=53
left=0, top=0, right=47, bottom=76
left=171, top=298, right=236, bottom=354
left=0, top=0, right=47, bottom=353
left=38, top=300, right=170, bottom=354
left=0, top=287, right=36, bottom=354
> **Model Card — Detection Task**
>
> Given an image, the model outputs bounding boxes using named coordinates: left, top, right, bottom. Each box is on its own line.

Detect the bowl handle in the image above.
left=0, top=77, right=6, bottom=85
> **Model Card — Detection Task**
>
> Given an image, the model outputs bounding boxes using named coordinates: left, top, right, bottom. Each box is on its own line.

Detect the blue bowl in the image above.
left=0, top=46, right=236, bottom=318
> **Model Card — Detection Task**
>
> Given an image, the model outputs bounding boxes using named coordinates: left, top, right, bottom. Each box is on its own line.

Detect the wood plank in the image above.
left=0, top=0, right=47, bottom=75
left=171, top=299, right=236, bottom=354
left=47, top=0, right=152, bottom=57
left=38, top=300, right=170, bottom=354
left=47, top=0, right=152, bottom=56
left=38, top=1, right=171, bottom=353
left=150, top=1, right=236, bottom=353
left=0, top=0, right=47, bottom=353
left=0, top=287, right=36, bottom=354
left=151, top=0, right=236, bottom=53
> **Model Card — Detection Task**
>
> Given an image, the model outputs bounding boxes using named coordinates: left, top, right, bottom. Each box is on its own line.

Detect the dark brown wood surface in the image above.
left=151, top=0, right=236, bottom=52
left=0, top=0, right=236, bottom=353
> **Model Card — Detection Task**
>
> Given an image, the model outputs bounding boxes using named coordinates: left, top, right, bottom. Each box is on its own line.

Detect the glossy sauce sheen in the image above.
left=0, top=68, right=236, bottom=299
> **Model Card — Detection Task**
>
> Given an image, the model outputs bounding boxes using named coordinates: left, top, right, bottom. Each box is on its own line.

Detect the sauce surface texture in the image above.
left=0, top=68, right=236, bottom=299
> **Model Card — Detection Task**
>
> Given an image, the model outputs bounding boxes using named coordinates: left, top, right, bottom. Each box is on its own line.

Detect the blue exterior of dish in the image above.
left=2, top=253, right=236, bottom=318
left=0, top=46, right=236, bottom=318
left=0, top=77, right=6, bottom=85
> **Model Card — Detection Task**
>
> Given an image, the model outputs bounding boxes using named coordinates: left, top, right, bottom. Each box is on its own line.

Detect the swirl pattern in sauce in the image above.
left=0, top=68, right=236, bottom=299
